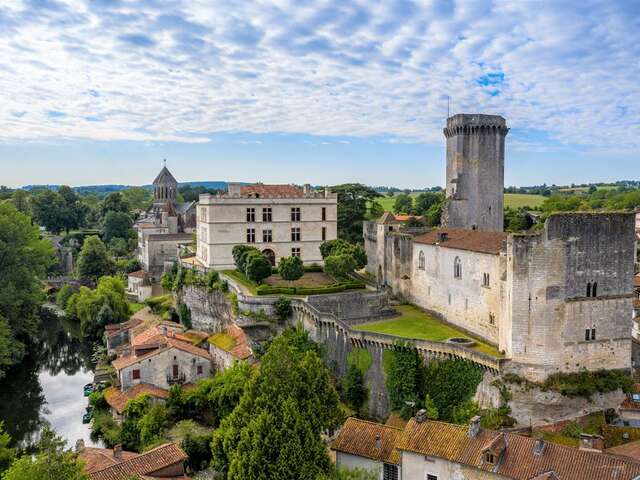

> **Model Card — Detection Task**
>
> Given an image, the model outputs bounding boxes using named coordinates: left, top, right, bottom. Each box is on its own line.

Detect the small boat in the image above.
left=82, top=412, right=92, bottom=424
left=83, top=383, right=94, bottom=397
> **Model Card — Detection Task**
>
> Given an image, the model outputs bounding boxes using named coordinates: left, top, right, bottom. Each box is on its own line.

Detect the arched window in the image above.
left=454, top=257, right=462, bottom=279
left=592, top=282, right=598, bottom=297
left=418, top=251, right=425, bottom=270
left=586, top=282, right=592, bottom=297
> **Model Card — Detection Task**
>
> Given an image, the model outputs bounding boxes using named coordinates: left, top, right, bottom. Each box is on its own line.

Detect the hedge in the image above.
left=255, top=280, right=365, bottom=296
left=268, top=264, right=323, bottom=274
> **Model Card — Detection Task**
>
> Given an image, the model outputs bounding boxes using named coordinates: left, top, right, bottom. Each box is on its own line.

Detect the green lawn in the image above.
left=353, top=304, right=502, bottom=358
left=222, top=269, right=258, bottom=294
left=128, top=302, right=146, bottom=314
left=374, top=193, right=544, bottom=214
left=504, top=193, right=545, bottom=209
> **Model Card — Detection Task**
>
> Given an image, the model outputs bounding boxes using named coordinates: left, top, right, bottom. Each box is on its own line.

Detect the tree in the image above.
left=324, top=254, right=356, bottom=280
left=8, top=190, right=30, bottom=215
left=76, top=235, right=114, bottom=281
left=368, top=201, right=384, bottom=220
left=121, top=187, right=152, bottom=212
left=102, top=211, right=133, bottom=242
left=211, top=329, right=343, bottom=479
left=101, top=192, right=130, bottom=216
left=138, top=405, right=169, bottom=448
left=30, top=189, right=67, bottom=234
left=0, top=203, right=54, bottom=378
left=331, top=184, right=380, bottom=243
left=425, top=200, right=443, bottom=227
left=182, top=433, right=213, bottom=472
left=320, top=240, right=367, bottom=270
left=341, top=364, right=366, bottom=414
left=415, top=192, right=442, bottom=216
left=423, top=394, right=439, bottom=420
left=274, top=297, right=292, bottom=322
left=58, top=185, right=87, bottom=232
left=504, top=208, right=531, bottom=232
left=383, top=345, right=425, bottom=418
left=393, top=193, right=413, bottom=214
left=2, top=425, right=89, bottom=480
left=244, top=252, right=272, bottom=284
left=232, top=245, right=259, bottom=272
left=278, top=256, right=304, bottom=282
left=0, top=422, right=14, bottom=475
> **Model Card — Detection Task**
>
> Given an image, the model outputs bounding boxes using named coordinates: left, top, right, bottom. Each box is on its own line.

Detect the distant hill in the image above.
left=20, top=181, right=237, bottom=197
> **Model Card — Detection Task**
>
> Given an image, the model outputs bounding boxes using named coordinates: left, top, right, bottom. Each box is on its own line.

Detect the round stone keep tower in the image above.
left=152, top=165, right=178, bottom=212
left=442, top=114, right=509, bottom=232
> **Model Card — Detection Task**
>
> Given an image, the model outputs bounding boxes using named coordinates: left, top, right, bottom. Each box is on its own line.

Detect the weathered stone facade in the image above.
left=178, top=285, right=234, bottom=332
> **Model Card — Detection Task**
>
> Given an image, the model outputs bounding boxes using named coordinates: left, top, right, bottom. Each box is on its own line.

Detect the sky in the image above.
left=0, top=0, right=639, bottom=189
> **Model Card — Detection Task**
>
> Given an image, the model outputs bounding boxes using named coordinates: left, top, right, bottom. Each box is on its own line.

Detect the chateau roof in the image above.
left=89, top=443, right=187, bottom=480
left=152, top=166, right=178, bottom=187
left=333, top=418, right=402, bottom=465
left=240, top=184, right=303, bottom=197
left=103, top=384, right=170, bottom=414
left=414, top=228, right=507, bottom=255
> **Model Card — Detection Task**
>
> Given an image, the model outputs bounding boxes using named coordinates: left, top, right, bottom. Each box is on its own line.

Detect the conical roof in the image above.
left=152, top=166, right=178, bottom=186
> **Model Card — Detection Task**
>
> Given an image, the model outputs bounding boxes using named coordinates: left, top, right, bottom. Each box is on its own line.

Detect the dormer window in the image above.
left=484, top=452, right=495, bottom=464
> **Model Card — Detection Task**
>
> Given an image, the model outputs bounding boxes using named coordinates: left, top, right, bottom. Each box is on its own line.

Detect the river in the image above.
left=0, top=307, right=99, bottom=449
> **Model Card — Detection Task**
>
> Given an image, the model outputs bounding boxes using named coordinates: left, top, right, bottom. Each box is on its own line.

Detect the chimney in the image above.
left=415, top=409, right=427, bottom=423
left=468, top=416, right=481, bottom=438
left=227, top=183, right=242, bottom=197
left=75, top=439, right=85, bottom=453
left=113, top=444, right=123, bottom=459
left=437, top=232, right=448, bottom=243
left=303, top=184, right=311, bottom=195
left=579, top=433, right=603, bottom=452
left=375, top=434, right=381, bottom=451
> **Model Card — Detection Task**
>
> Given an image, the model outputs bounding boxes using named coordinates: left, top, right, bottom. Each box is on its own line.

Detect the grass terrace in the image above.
left=375, top=192, right=544, bottom=214
left=264, top=272, right=334, bottom=288
left=208, top=332, right=236, bottom=351
left=352, top=304, right=503, bottom=358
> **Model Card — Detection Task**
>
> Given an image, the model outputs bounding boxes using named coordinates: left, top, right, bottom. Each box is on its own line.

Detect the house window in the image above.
left=454, top=257, right=462, bottom=279
left=291, top=207, right=301, bottom=222
left=246, top=207, right=256, bottom=222
left=263, top=229, right=273, bottom=243
left=247, top=228, right=256, bottom=243
left=197, top=365, right=203, bottom=375
left=484, top=452, right=495, bottom=464
left=292, top=247, right=301, bottom=257
left=418, top=251, right=425, bottom=270
left=322, top=207, right=326, bottom=221
left=383, top=464, right=398, bottom=480
left=262, top=207, right=272, bottom=222
left=172, top=364, right=179, bottom=378
left=132, top=369, right=140, bottom=380
left=322, top=227, right=327, bottom=241
left=483, top=273, right=490, bottom=287
left=291, top=227, right=301, bottom=242
left=585, top=328, right=596, bottom=341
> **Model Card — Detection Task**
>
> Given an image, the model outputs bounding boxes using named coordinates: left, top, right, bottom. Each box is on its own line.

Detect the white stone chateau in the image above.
left=365, top=114, right=637, bottom=380
left=196, top=183, right=337, bottom=269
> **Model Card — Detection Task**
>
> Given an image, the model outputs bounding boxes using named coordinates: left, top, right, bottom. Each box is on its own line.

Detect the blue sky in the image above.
left=0, top=0, right=638, bottom=188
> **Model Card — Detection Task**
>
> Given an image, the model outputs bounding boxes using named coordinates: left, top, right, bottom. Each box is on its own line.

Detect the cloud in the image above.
left=0, top=0, right=638, bottom=152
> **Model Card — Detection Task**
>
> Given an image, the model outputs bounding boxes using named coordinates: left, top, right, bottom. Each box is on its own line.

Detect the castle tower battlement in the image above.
left=442, top=113, right=508, bottom=232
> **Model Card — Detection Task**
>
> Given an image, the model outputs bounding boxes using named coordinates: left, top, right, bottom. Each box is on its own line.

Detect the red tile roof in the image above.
left=112, top=337, right=210, bottom=371
left=128, top=270, right=153, bottom=279
left=165, top=336, right=211, bottom=360
left=240, top=184, right=303, bottom=198
left=606, top=439, right=640, bottom=462
left=333, top=418, right=402, bottom=465
left=79, top=447, right=139, bottom=473
left=414, top=228, right=507, bottom=255
left=394, top=214, right=424, bottom=222
left=90, top=443, right=187, bottom=480
left=103, top=384, right=170, bottom=414
left=226, top=324, right=253, bottom=360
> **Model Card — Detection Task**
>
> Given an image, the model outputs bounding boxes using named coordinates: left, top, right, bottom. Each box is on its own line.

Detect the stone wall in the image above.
left=306, top=291, right=394, bottom=324
left=383, top=233, right=414, bottom=300
left=178, top=285, right=234, bottom=332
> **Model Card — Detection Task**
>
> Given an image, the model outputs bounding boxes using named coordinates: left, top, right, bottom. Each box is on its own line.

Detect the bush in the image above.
left=320, top=239, right=349, bottom=259
left=278, top=256, right=304, bottom=281
left=56, top=284, right=75, bottom=309
left=274, top=297, right=292, bottom=321
left=542, top=369, right=634, bottom=398
left=88, top=390, right=108, bottom=411
left=182, top=433, right=213, bottom=472
left=255, top=281, right=365, bottom=296
left=232, top=245, right=259, bottom=272
left=324, top=254, right=356, bottom=280
left=244, top=252, right=272, bottom=284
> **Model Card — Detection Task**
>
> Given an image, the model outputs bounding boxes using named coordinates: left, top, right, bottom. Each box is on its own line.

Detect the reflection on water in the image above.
left=0, top=307, right=97, bottom=448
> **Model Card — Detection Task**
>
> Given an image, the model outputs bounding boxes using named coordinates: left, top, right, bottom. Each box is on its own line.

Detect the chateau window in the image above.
left=322, top=227, right=327, bottom=241
left=382, top=464, right=398, bottom=480
left=593, top=282, right=598, bottom=297
left=291, top=207, right=301, bottom=222
left=200, top=208, right=207, bottom=222
left=489, top=313, right=495, bottom=325
left=246, top=208, right=256, bottom=222
left=263, top=229, right=273, bottom=243
left=247, top=228, right=256, bottom=243
left=132, top=369, right=140, bottom=380
left=291, top=227, right=301, bottom=242
left=262, top=207, right=272, bottom=222
left=291, top=247, right=301, bottom=257
left=454, top=257, right=462, bottom=279
left=322, top=207, right=326, bottom=221
left=483, top=273, right=490, bottom=287
left=418, top=251, right=425, bottom=270
left=427, top=475, right=438, bottom=480
left=587, top=282, right=592, bottom=297
left=585, top=328, right=596, bottom=341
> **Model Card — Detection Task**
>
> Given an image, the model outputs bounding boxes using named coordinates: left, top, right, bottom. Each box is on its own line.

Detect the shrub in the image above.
left=177, top=303, right=192, bottom=329
left=324, top=254, right=356, bottom=280
left=245, top=252, right=272, bottom=284
left=341, top=364, right=366, bottom=414
left=145, top=295, right=173, bottom=315
left=278, top=256, right=304, bottom=281
left=274, top=296, right=292, bottom=321
left=542, top=369, right=634, bottom=398
left=232, top=245, right=259, bottom=272
left=88, top=390, right=108, bottom=411
left=182, top=433, right=213, bottom=472
left=56, top=284, right=75, bottom=309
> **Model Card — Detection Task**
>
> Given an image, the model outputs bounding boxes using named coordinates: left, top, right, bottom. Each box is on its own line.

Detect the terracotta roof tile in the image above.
left=414, top=228, right=507, bottom=255
left=240, top=184, right=303, bottom=198
left=103, top=384, right=170, bottom=414
left=79, top=447, right=138, bottom=473
left=333, top=418, right=402, bottom=465
left=90, top=443, right=187, bottom=480
left=226, top=324, right=253, bottom=360
left=606, top=439, right=640, bottom=462
left=394, top=214, right=424, bottom=222
left=128, top=270, right=153, bottom=279
left=378, top=211, right=398, bottom=224
left=112, top=337, right=210, bottom=371
left=165, top=336, right=211, bottom=360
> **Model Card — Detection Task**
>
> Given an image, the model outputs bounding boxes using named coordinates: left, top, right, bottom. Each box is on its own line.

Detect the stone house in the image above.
left=113, top=333, right=212, bottom=391
left=77, top=441, right=189, bottom=479
left=126, top=270, right=154, bottom=302
left=196, top=183, right=337, bottom=269
left=208, top=324, right=254, bottom=370
left=333, top=414, right=640, bottom=480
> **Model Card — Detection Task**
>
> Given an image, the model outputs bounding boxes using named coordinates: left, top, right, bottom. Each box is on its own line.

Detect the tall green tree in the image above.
left=8, top=190, right=30, bottom=215
left=120, top=187, right=152, bottom=212
left=341, top=364, right=366, bottom=414
left=415, top=192, right=443, bottom=216
left=2, top=425, right=89, bottom=480
left=0, top=422, right=14, bottom=475
left=211, top=329, right=343, bottom=479
left=76, top=235, right=114, bottom=281
left=0, top=203, right=54, bottom=378
left=393, top=193, right=413, bottom=214
left=30, top=190, right=67, bottom=234
left=102, top=211, right=133, bottom=242
left=101, top=192, right=130, bottom=216
left=331, top=184, right=380, bottom=243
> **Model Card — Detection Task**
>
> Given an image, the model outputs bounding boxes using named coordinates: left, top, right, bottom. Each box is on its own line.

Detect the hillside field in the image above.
left=374, top=192, right=545, bottom=212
